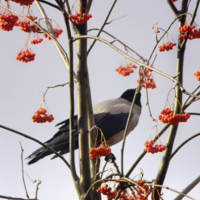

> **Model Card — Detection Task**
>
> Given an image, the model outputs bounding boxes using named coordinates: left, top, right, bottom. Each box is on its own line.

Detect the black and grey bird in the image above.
left=26, top=89, right=142, bottom=165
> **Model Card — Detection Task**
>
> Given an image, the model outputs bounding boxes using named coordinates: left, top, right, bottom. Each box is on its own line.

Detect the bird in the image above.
left=26, top=89, right=142, bottom=165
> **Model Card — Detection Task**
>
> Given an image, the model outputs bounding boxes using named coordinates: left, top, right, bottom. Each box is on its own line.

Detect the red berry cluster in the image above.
left=68, top=13, right=92, bottom=23
left=144, top=140, right=166, bottom=154
left=136, top=68, right=156, bottom=89
left=89, top=146, right=111, bottom=158
left=97, top=185, right=117, bottom=199
left=43, top=28, right=63, bottom=40
left=0, top=14, right=18, bottom=31
left=16, top=49, right=36, bottom=62
left=134, top=180, right=149, bottom=200
left=32, top=108, right=54, bottom=123
left=31, top=38, right=43, bottom=44
left=15, top=20, right=40, bottom=33
left=158, top=42, right=176, bottom=52
left=178, top=24, right=200, bottom=40
left=158, top=108, right=190, bottom=125
left=193, top=70, right=200, bottom=81
left=10, top=0, right=34, bottom=6
left=115, top=63, right=137, bottom=76
left=97, top=185, right=134, bottom=200
left=171, top=0, right=177, bottom=2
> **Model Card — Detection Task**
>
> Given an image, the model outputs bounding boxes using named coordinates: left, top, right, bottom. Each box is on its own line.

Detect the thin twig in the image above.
left=121, top=71, right=142, bottom=176
left=87, top=0, right=118, bottom=55
left=182, top=90, right=200, bottom=110
left=19, top=142, right=29, bottom=199
left=174, top=175, right=200, bottom=200
left=37, top=0, right=60, bottom=10
left=36, top=1, right=77, bottom=81
left=148, top=13, right=188, bottom=63
left=100, top=161, right=108, bottom=179
left=57, top=0, right=79, bottom=183
left=170, top=132, right=200, bottom=160
left=87, top=29, right=147, bottom=62
left=142, top=66, right=157, bottom=122
left=0, top=125, right=71, bottom=169
left=153, top=184, right=195, bottom=200
left=34, top=180, right=41, bottom=199
left=106, top=15, right=126, bottom=25
left=113, top=189, right=122, bottom=200
left=113, top=161, right=121, bottom=176
left=73, top=35, right=200, bottom=100
left=182, top=86, right=200, bottom=109
left=42, top=82, right=69, bottom=97
left=0, top=196, right=36, bottom=200
left=0, top=4, right=74, bottom=81
left=125, top=124, right=170, bottom=178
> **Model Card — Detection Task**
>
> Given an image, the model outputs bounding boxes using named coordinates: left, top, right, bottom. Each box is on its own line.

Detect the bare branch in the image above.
left=171, top=132, right=200, bottom=160
left=37, top=0, right=60, bottom=10
left=34, top=180, right=41, bottom=199
left=87, top=28, right=147, bottom=62
left=0, top=195, right=36, bottom=200
left=125, top=124, right=170, bottom=178
left=121, top=71, right=142, bottom=176
left=167, top=0, right=179, bottom=16
left=55, top=0, right=79, bottom=183
left=34, top=1, right=77, bottom=81
left=19, top=142, right=29, bottom=199
left=148, top=13, right=188, bottom=63
left=0, top=125, right=71, bottom=169
left=142, top=66, right=157, bottom=123
left=174, top=175, right=200, bottom=200
left=73, top=35, right=200, bottom=101
left=182, top=86, right=200, bottom=109
left=87, top=0, right=118, bottom=55
left=153, top=184, right=195, bottom=200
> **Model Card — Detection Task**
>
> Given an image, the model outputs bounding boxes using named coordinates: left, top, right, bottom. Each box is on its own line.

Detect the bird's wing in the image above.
left=93, top=98, right=140, bottom=146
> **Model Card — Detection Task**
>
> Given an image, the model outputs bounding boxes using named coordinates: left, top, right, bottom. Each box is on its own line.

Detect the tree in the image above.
left=0, top=0, right=200, bottom=200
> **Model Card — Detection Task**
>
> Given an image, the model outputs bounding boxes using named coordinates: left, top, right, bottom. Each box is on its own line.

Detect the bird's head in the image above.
left=120, top=89, right=141, bottom=107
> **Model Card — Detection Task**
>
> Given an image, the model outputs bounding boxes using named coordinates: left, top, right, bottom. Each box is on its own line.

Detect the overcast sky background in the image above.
left=0, top=0, right=200, bottom=199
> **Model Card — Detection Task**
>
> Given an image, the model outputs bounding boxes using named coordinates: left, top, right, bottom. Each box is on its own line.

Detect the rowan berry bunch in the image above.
left=9, top=0, right=34, bottom=6
left=43, top=28, right=63, bottom=40
left=158, top=108, right=190, bottom=125
left=16, top=49, right=36, bottom=62
left=32, top=108, right=54, bottom=123
left=89, top=145, right=111, bottom=158
left=31, top=38, right=43, bottom=44
left=30, top=32, right=43, bottom=44
left=96, top=184, right=117, bottom=199
left=193, top=69, right=200, bottom=81
left=15, top=17, right=40, bottom=33
left=115, top=62, right=137, bottom=76
left=97, top=184, right=134, bottom=200
left=136, top=68, right=156, bottom=89
left=68, top=12, right=92, bottom=23
left=144, top=140, right=166, bottom=154
left=178, top=24, right=200, bottom=40
left=0, top=13, right=18, bottom=31
left=158, top=41, right=176, bottom=52
left=135, top=180, right=149, bottom=199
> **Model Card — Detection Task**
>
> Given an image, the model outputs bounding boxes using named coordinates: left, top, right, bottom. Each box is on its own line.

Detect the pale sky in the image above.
left=0, top=0, right=200, bottom=200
